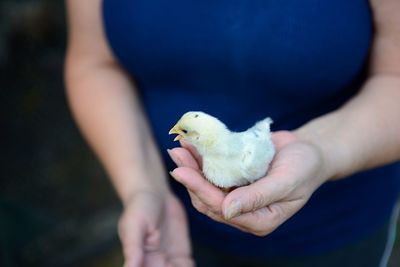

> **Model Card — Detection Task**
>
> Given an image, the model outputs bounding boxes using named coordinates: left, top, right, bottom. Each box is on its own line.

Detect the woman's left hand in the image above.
left=168, top=131, right=330, bottom=236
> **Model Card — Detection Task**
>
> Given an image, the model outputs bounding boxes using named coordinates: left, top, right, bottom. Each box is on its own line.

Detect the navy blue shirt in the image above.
left=103, top=0, right=400, bottom=256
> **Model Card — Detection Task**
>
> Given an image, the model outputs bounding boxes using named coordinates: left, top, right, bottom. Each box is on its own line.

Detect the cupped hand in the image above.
left=119, top=191, right=193, bottom=267
left=168, top=131, right=330, bottom=236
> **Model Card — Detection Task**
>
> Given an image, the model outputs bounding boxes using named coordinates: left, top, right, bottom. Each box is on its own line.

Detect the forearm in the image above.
left=65, top=61, right=168, bottom=204
left=296, top=74, right=400, bottom=180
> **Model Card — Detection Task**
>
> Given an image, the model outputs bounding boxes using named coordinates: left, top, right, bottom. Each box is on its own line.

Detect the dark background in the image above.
left=0, top=0, right=399, bottom=266
left=1, top=0, right=122, bottom=266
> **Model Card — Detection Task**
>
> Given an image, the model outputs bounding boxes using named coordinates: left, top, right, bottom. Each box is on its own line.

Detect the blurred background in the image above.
left=1, top=0, right=123, bottom=266
left=0, top=0, right=398, bottom=266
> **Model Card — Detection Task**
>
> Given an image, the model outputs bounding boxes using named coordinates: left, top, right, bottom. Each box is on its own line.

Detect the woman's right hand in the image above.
left=119, top=191, right=194, bottom=267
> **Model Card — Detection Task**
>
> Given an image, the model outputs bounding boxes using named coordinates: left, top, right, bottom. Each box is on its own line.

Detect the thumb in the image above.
left=222, top=179, right=283, bottom=220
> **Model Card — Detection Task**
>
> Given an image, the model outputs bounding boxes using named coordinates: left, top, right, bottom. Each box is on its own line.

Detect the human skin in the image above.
left=65, top=0, right=400, bottom=266
left=169, top=0, right=400, bottom=235
left=65, top=1, right=192, bottom=266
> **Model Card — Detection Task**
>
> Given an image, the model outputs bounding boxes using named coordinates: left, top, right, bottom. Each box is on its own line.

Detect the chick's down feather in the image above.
left=169, top=111, right=275, bottom=188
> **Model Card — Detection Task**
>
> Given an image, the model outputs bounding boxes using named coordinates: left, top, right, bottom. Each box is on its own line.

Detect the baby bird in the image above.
left=169, top=111, right=275, bottom=188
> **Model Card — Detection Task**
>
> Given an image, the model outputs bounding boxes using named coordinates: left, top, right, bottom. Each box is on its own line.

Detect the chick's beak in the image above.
left=169, top=124, right=186, bottom=141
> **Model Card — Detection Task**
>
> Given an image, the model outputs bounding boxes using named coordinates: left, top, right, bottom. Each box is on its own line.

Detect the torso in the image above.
left=102, top=0, right=400, bottom=256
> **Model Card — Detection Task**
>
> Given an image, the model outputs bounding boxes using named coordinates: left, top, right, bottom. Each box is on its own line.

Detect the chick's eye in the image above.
left=194, top=114, right=199, bottom=118
left=182, top=129, right=188, bottom=134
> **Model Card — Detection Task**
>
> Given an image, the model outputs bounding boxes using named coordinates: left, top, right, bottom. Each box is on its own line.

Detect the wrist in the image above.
left=293, top=123, right=343, bottom=181
left=121, top=188, right=169, bottom=208
left=110, top=169, right=170, bottom=207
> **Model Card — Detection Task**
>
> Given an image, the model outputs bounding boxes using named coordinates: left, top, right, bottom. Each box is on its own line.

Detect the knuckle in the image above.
left=250, top=190, right=266, bottom=211
left=253, top=230, right=268, bottom=237
left=191, top=198, right=207, bottom=214
left=208, top=204, right=222, bottom=216
left=205, top=209, right=222, bottom=222
left=191, top=200, right=223, bottom=222
left=270, top=204, right=285, bottom=224
left=189, top=193, right=222, bottom=216
left=251, top=226, right=273, bottom=237
left=247, top=219, right=276, bottom=237
left=270, top=211, right=281, bottom=224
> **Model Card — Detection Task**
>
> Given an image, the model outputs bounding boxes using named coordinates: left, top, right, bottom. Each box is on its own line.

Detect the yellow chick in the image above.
left=169, top=111, right=275, bottom=188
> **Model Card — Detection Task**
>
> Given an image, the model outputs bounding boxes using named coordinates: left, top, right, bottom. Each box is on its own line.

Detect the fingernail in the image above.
left=169, top=171, right=180, bottom=181
left=224, top=200, right=241, bottom=220
left=167, top=149, right=182, bottom=166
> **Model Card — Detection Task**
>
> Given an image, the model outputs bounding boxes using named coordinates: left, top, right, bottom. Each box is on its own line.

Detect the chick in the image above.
left=169, top=111, right=275, bottom=188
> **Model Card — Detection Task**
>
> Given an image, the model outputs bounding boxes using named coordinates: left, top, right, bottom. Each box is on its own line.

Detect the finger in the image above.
left=222, top=177, right=286, bottom=220
left=188, top=190, right=224, bottom=218
left=228, top=199, right=306, bottom=236
left=170, top=167, right=226, bottom=213
left=187, top=190, right=209, bottom=214
left=167, top=147, right=200, bottom=170
left=225, top=130, right=298, bottom=214
left=187, top=190, right=252, bottom=233
left=227, top=205, right=281, bottom=236
left=179, top=140, right=203, bottom=168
